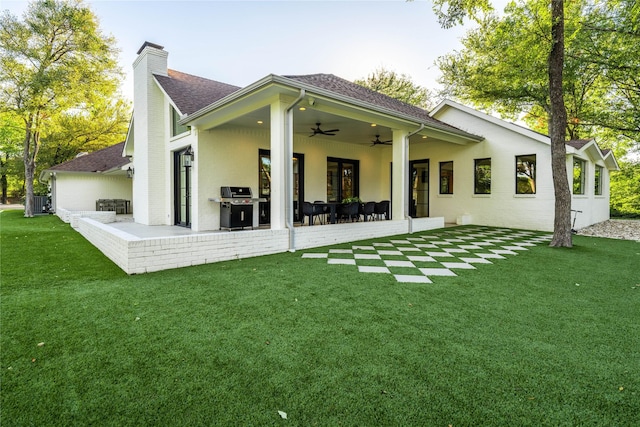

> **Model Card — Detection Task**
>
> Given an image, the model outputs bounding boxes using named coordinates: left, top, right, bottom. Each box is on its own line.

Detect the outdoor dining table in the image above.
left=313, top=202, right=341, bottom=224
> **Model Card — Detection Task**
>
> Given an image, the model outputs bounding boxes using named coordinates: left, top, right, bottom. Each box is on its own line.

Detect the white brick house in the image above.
left=47, top=41, right=619, bottom=273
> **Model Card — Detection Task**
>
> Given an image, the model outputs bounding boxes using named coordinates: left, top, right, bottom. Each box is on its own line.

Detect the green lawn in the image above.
left=1, top=210, right=639, bottom=426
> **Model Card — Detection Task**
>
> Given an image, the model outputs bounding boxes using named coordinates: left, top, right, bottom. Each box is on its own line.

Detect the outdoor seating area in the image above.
left=95, top=199, right=131, bottom=214
left=302, top=200, right=390, bottom=225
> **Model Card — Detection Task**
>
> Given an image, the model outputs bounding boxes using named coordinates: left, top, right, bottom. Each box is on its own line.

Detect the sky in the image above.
left=1, top=0, right=505, bottom=102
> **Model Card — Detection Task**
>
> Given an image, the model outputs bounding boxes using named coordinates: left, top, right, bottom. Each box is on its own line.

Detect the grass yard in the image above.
left=1, top=210, right=639, bottom=426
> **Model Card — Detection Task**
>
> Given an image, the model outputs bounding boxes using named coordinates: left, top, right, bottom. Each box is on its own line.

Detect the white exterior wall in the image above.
left=427, top=107, right=555, bottom=231
left=195, top=128, right=393, bottom=231
left=53, top=174, right=132, bottom=212
left=431, top=105, right=613, bottom=231
left=567, top=155, right=612, bottom=229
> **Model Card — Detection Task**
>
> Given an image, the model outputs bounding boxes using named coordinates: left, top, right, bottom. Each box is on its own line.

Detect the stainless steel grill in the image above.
left=219, top=186, right=254, bottom=230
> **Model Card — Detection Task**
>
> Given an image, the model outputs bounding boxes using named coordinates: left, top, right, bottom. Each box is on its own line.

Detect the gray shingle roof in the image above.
left=48, top=142, right=128, bottom=173
left=154, top=69, right=471, bottom=136
left=565, top=139, right=593, bottom=149
left=154, top=69, right=241, bottom=115
left=284, top=73, right=459, bottom=130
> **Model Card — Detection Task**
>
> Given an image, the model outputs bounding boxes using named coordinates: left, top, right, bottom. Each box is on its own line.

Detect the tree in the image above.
left=0, top=112, right=24, bottom=203
left=431, top=0, right=601, bottom=247
left=354, top=67, right=435, bottom=111
left=0, top=0, right=124, bottom=217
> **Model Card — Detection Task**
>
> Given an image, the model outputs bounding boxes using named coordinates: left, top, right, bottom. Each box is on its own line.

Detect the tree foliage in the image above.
left=437, top=0, right=640, bottom=157
left=0, top=112, right=24, bottom=203
left=435, top=0, right=640, bottom=219
left=354, top=67, right=435, bottom=111
left=0, top=0, right=128, bottom=216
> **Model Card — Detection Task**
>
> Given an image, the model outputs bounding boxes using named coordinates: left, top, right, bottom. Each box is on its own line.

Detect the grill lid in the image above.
left=221, top=186, right=252, bottom=198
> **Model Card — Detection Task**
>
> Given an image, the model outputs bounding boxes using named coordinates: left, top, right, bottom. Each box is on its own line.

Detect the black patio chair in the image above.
left=338, top=202, right=360, bottom=222
left=302, top=201, right=323, bottom=225
left=361, top=201, right=376, bottom=222
left=374, top=200, right=390, bottom=220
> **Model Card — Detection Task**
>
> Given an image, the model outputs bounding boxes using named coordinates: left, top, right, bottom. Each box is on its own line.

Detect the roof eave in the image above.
left=182, top=75, right=483, bottom=143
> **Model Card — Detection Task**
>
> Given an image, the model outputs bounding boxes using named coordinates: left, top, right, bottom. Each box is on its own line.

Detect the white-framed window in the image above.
left=573, top=158, right=586, bottom=195
left=171, top=106, right=189, bottom=137
left=594, top=165, right=604, bottom=196
left=439, top=161, right=454, bottom=194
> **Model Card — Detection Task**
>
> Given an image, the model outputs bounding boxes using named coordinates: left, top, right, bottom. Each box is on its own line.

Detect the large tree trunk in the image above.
left=548, top=0, right=572, bottom=247
left=1, top=153, right=7, bottom=204
left=23, top=114, right=40, bottom=218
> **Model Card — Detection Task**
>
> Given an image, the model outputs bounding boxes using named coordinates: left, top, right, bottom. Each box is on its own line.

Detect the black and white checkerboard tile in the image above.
left=301, top=226, right=553, bottom=283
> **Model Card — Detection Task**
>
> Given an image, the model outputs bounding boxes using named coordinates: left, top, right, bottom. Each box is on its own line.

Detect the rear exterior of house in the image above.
left=46, top=42, right=618, bottom=273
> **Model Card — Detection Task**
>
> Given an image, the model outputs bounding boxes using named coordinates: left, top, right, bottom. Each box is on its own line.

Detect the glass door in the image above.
left=410, top=159, right=429, bottom=218
left=326, top=157, right=359, bottom=202
left=258, top=150, right=304, bottom=224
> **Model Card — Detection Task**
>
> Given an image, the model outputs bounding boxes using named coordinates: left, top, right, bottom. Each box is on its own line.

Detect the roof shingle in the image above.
left=48, top=142, right=128, bottom=173
left=283, top=73, right=458, bottom=130
left=154, top=69, right=241, bottom=115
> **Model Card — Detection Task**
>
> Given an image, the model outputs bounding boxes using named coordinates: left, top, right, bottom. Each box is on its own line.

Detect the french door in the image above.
left=327, top=157, right=359, bottom=202
left=258, top=149, right=305, bottom=224
left=409, top=159, right=429, bottom=218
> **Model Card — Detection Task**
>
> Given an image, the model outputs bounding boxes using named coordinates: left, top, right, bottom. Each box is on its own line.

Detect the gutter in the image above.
left=405, top=124, right=424, bottom=234
left=285, top=89, right=306, bottom=252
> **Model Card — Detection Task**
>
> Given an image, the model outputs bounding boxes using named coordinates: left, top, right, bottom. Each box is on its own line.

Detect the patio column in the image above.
left=270, top=97, right=287, bottom=230
left=391, top=129, right=409, bottom=221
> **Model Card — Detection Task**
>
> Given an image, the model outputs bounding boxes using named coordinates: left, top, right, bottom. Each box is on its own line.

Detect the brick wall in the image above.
left=75, top=217, right=444, bottom=275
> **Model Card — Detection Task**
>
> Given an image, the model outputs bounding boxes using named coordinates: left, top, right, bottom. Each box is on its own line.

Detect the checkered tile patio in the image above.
left=301, top=226, right=553, bottom=283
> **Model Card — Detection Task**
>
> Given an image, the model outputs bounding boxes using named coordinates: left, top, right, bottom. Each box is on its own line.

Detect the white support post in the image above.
left=391, top=129, right=408, bottom=221
left=270, top=98, right=287, bottom=230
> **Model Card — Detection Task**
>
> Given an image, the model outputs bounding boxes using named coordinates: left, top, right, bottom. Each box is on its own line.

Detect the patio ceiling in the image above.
left=216, top=105, right=396, bottom=146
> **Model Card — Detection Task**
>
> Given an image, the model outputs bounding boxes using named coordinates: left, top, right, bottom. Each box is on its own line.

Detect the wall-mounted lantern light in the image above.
left=184, top=146, right=194, bottom=167
left=126, top=167, right=134, bottom=179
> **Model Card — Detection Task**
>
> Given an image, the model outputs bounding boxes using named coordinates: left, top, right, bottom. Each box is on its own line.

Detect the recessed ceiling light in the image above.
left=299, top=107, right=306, bottom=111
left=370, top=123, right=377, bottom=127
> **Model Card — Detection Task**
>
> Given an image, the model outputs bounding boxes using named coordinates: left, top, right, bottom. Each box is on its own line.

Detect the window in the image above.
left=327, top=157, right=359, bottom=202
left=171, top=106, right=189, bottom=137
left=515, top=154, right=536, bottom=194
left=474, top=158, right=491, bottom=194
left=439, top=161, right=454, bottom=194
left=594, top=165, right=603, bottom=196
left=573, top=158, right=586, bottom=195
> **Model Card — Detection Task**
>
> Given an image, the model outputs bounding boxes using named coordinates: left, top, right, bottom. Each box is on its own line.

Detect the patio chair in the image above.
left=338, top=202, right=360, bottom=222
left=374, top=200, right=390, bottom=220
left=302, top=201, right=323, bottom=225
left=361, top=201, right=376, bottom=222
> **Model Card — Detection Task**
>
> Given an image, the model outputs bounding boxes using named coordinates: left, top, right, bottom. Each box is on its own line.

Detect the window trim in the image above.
left=474, top=158, right=491, bottom=195
left=439, top=161, right=454, bottom=195
left=171, top=106, right=190, bottom=137
left=594, top=165, right=604, bottom=196
left=573, top=157, right=587, bottom=195
left=515, top=154, right=536, bottom=195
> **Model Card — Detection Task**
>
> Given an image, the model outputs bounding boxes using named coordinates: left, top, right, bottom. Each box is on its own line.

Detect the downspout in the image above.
left=405, top=124, right=424, bottom=234
left=285, top=89, right=306, bottom=252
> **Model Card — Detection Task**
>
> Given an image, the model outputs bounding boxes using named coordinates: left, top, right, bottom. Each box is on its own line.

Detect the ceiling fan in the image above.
left=371, top=135, right=392, bottom=146
left=309, top=123, right=339, bottom=137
